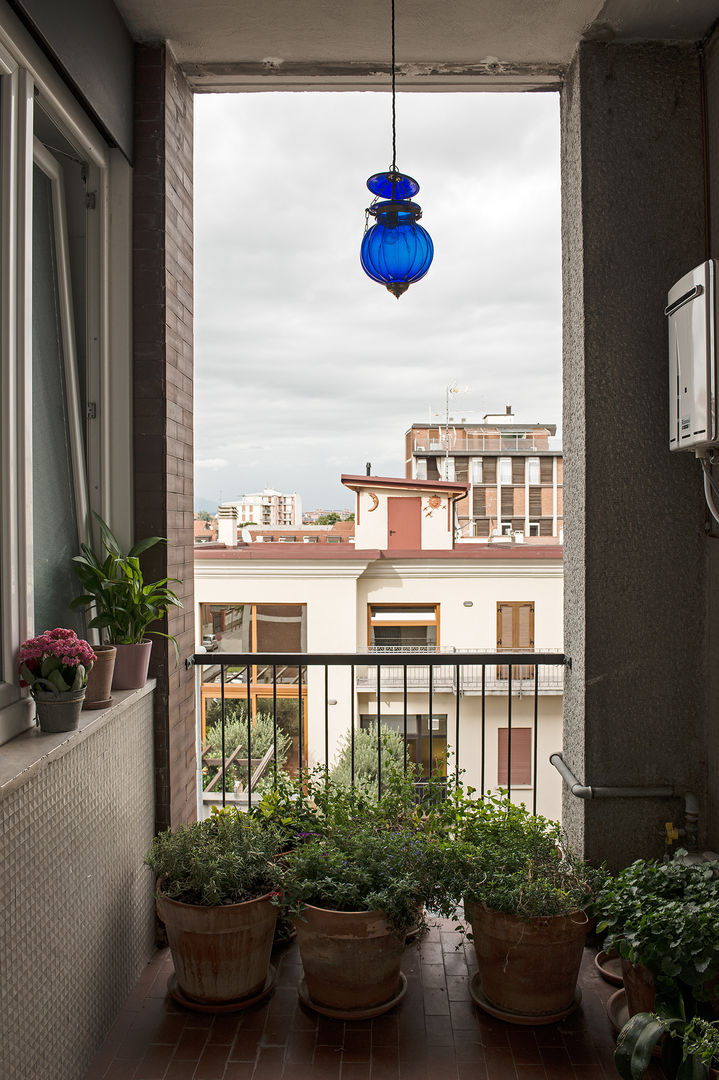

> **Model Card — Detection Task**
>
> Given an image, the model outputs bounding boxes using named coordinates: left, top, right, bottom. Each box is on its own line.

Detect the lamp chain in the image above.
left=390, top=0, right=397, bottom=175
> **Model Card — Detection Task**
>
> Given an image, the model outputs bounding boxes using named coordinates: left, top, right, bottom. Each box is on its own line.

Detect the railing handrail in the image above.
left=188, top=650, right=567, bottom=668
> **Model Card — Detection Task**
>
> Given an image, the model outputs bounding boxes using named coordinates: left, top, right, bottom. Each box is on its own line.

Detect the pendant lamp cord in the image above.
left=390, top=0, right=397, bottom=175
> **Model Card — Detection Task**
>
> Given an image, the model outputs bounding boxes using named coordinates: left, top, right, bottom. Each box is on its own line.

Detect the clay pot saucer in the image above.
left=167, top=966, right=276, bottom=1013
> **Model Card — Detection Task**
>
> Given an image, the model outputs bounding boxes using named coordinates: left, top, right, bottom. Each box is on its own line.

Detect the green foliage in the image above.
left=71, top=513, right=183, bottom=653
left=145, top=806, right=283, bottom=906
left=329, top=723, right=405, bottom=790
left=196, top=510, right=213, bottom=522
left=615, top=993, right=719, bottom=1080
left=203, top=708, right=291, bottom=792
left=269, top=765, right=458, bottom=934
left=439, top=787, right=602, bottom=919
left=316, top=512, right=341, bottom=524
left=594, top=854, right=719, bottom=993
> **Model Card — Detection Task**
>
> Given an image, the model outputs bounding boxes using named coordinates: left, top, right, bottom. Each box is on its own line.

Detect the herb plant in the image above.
left=594, top=855, right=719, bottom=993
left=446, top=788, right=602, bottom=919
left=203, top=710, right=291, bottom=792
left=145, top=807, right=284, bottom=906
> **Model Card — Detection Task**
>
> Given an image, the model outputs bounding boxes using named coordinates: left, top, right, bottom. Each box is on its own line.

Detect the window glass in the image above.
left=499, top=457, right=512, bottom=484
left=415, top=457, right=427, bottom=480
left=31, top=164, right=84, bottom=634
left=470, top=457, right=483, bottom=483
left=527, top=457, right=540, bottom=483
left=369, top=605, right=438, bottom=649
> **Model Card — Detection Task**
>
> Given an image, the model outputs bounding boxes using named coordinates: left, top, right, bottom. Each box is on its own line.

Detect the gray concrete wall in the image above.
left=0, top=690, right=156, bottom=1080
left=702, top=28, right=719, bottom=853
left=561, top=41, right=709, bottom=868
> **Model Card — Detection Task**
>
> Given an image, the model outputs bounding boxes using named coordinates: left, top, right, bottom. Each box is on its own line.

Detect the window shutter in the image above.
left=483, top=458, right=497, bottom=484
left=540, top=457, right=553, bottom=482
left=501, top=488, right=514, bottom=518
left=528, top=486, right=542, bottom=517
left=498, top=728, right=532, bottom=786
left=512, top=458, right=525, bottom=484
left=473, top=487, right=486, bottom=515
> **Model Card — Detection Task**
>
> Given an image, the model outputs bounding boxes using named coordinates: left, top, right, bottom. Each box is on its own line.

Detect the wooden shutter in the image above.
left=512, top=458, right=525, bottom=484
left=498, top=728, right=532, bottom=786
left=540, top=457, right=553, bottom=482
left=496, top=602, right=535, bottom=679
left=483, top=458, right=497, bottom=484
left=473, top=487, right=486, bottom=515
left=501, top=488, right=514, bottom=518
left=528, top=486, right=542, bottom=517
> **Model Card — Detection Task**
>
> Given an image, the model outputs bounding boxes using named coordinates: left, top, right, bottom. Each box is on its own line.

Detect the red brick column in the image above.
left=133, top=43, right=196, bottom=830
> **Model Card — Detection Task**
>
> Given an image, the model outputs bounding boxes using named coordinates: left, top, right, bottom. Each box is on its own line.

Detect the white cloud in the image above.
left=194, top=92, right=561, bottom=510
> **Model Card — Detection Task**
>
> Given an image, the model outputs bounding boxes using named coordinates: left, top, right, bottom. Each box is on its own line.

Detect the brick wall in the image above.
left=133, top=43, right=196, bottom=830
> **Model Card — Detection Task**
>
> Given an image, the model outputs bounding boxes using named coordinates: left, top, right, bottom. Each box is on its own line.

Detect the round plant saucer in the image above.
left=606, top=989, right=662, bottom=1058
left=595, top=949, right=624, bottom=987
left=469, top=973, right=582, bottom=1025
left=82, top=696, right=113, bottom=710
left=167, top=965, right=276, bottom=1013
left=297, top=972, right=407, bottom=1020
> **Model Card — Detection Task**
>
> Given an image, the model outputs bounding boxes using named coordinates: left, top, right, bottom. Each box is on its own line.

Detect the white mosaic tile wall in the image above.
left=0, top=692, right=157, bottom=1080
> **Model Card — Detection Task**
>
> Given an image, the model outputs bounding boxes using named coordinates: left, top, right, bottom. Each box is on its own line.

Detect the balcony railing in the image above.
left=188, top=649, right=567, bottom=819
left=413, top=435, right=551, bottom=453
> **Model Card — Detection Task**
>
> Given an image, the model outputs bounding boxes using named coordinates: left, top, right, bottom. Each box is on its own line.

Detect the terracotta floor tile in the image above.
left=316, top=1017, right=346, bottom=1048
left=228, top=1026, right=263, bottom=1061
left=457, top=1063, right=488, bottom=1080
left=424, top=1015, right=454, bottom=1047
left=420, top=965, right=447, bottom=989
left=286, top=1027, right=318, bottom=1064
left=514, top=1066, right=549, bottom=1080
left=222, top=1064, right=255, bottom=1080
left=418, top=943, right=443, bottom=965
left=371, top=1017, right=399, bottom=1047
left=134, top=1042, right=178, bottom=1079
left=174, top=1027, right=210, bottom=1061
left=163, top=1062, right=198, bottom=1080
left=423, top=988, right=450, bottom=1016
left=253, top=1045, right=287, bottom=1078
left=372, top=1063, right=400, bottom=1080
left=342, top=1029, right=372, bottom=1062
left=453, top=1040, right=485, bottom=1065
left=194, top=1042, right=231, bottom=1079
left=263, top=1017, right=292, bottom=1045
left=314, top=1044, right=344, bottom=1071
left=441, top=954, right=467, bottom=977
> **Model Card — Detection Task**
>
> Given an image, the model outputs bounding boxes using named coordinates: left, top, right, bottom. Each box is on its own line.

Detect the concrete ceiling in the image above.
left=114, top=0, right=719, bottom=81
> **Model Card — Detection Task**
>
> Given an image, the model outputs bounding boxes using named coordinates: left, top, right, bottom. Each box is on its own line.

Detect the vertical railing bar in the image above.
left=324, top=666, right=329, bottom=781
left=533, top=662, right=539, bottom=816
left=376, top=663, right=382, bottom=799
left=481, top=664, right=486, bottom=798
left=298, top=664, right=304, bottom=781
left=455, top=664, right=461, bottom=784
left=246, top=667, right=252, bottom=810
left=403, top=664, right=408, bottom=773
left=220, top=661, right=226, bottom=809
left=350, top=664, right=356, bottom=789
left=272, top=665, right=278, bottom=781
left=428, top=664, right=434, bottom=790
left=507, top=666, right=513, bottom=803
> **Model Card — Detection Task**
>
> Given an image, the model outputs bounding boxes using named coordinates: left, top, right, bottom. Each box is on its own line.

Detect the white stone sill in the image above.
left=0, top=680, right=156, bottom=799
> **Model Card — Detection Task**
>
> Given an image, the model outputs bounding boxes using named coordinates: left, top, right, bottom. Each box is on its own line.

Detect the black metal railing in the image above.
left=188, top=650, right=567, bottom=817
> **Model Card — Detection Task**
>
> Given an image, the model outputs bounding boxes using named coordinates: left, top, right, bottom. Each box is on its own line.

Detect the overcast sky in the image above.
left=194, top=91, right=561, bottom=513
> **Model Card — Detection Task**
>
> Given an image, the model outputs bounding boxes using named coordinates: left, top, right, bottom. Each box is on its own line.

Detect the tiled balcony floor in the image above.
left=84, top=922, right=636, bottom=1080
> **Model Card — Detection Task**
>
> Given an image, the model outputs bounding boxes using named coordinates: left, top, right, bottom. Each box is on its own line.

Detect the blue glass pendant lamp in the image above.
left=360, top=0, right=434, bottom=299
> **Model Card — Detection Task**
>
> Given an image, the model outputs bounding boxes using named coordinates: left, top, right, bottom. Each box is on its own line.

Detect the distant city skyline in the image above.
left=194, top=91, right=561, bottom=509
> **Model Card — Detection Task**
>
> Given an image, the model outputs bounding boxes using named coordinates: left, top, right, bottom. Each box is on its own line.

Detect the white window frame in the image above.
left=470, top=457, right=483, bottom=483
left=499, top=457, right=512, bottom=484
left=415, top=457, right=427, bottom=481
left=0, top=9, right=130, bottom=744
left=527, top=457, right=540, bottom=484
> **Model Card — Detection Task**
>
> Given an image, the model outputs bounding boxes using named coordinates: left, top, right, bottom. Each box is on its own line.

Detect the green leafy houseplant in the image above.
left=71, top=514, right=182, bottom=654
left=594, top=856, right=719, bottom=995
left=615, top=995, right=719, bottom=1080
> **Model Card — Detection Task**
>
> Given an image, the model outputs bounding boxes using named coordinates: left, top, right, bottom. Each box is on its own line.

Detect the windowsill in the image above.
left=0, top=680, right=156, bottom=800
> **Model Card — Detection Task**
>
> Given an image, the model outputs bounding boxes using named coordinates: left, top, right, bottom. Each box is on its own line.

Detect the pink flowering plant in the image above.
left=18, top=628, right=96, bottom=695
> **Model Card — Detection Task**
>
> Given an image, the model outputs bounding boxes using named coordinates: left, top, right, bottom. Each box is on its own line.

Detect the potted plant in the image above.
left=594, top=854, right=719, bottom=1018
left=615, top=997, right=719, bottom=1080
left=145, top=807, right=284, bottom=1009
left=448, top=789, right=602, bottom=1024
left=18, top=628, right=96, bottom=733
left=273, top=770, right=449, bottom=1019
left=71, top=515, right=182, bottom=689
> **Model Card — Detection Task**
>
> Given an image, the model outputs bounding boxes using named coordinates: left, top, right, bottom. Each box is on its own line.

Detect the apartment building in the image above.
left=405, top=407, right=562, bottom=541
left=219, top=487, right=302, bottom=527
left=195, top=473, right=564, bottom=818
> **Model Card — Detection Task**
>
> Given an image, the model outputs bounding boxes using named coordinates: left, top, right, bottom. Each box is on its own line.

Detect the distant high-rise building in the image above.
left=219, top=488, right=302, bottom=528
left=405, top=406, right=562, bottom=542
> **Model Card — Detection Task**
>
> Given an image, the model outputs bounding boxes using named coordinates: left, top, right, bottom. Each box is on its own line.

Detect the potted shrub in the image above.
left=449, top=789, right=602, bottom=1024
left=71, top=515, right=182, bottom=689
left=145, top=807, right=284, bottom=1009
left=18, top=628, right=96, bottom=733
left=273, top=770, right=449, bottom=1019
left=594, top=854, right=719, bottom=1018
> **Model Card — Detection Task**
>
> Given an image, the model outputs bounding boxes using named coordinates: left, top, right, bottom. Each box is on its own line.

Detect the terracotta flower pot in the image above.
left=156, top=890, right=278, bottom=1005
left=111, top=640, right=152, bottom=690
left=465, top=900, right=589, bottom=1021
left=620, top=959, right=656, bottom=1017
left=32, top=687, right=86, bottom=733
left=294, top=904, right=406, bottom=1016
left=82, top=645, right=116, bottom=709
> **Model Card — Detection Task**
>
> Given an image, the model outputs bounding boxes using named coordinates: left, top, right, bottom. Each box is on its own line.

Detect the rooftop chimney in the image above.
left=217, top=505, right=238, bottom=547
left=506, top=404, right=512, bottom=415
